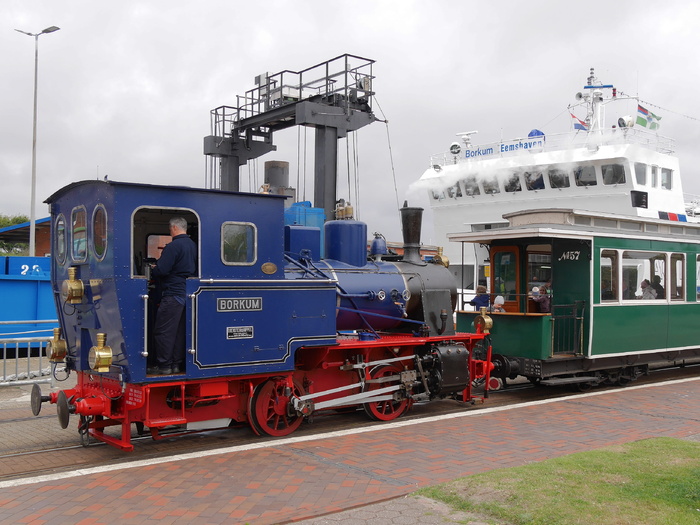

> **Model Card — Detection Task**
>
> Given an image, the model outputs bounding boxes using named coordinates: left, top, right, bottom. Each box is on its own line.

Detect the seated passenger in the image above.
left=491, top=295, right=506, bottom=313
left=469, top=285, right=490, bottom=310
left=639, top=279, right=657, bottom=300
left=651, top=275, right=665, bottom=299
left=530, top=286, right=551, bottom=313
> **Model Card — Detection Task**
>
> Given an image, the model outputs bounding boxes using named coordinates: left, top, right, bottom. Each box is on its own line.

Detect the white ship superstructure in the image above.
left=417, top=69, right=692, bottom=303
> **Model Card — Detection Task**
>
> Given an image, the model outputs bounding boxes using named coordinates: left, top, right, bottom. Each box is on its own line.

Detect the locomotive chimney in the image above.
left=400, top=201, right=424, bottom=264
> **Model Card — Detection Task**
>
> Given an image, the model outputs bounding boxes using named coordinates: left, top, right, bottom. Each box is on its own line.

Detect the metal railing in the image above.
left=550, top=302, right=585, bottom=356
left=210, top=54, right=375, bottom=137
left=1, top=331, right=59, bottom=387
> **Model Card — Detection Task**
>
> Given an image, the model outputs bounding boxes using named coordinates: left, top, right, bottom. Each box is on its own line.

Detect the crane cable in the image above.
left=373, top=95, right=401, bottom=214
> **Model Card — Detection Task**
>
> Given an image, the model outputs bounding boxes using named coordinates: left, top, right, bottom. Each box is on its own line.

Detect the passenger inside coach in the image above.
left=651, top=275, right=665, bottom=299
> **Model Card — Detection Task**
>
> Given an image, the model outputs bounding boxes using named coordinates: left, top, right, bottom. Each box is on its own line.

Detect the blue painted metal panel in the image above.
left=189, top=283, right=336, bottom=377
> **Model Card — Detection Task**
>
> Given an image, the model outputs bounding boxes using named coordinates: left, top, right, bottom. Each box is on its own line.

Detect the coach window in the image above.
left=634, top=163, right=647, bottom=185
left=574, top=165, right=597, bottom=187
left=55, top=215, right=67, bottom=265
left=622, top=251, right=666, bottom=300
left=661, top=168, right=673, bottom=190
left=602, top=163, right=626, bottom=185
left=600, top=250, right=618, bottom=301
left=527, top=245, right=551, bottom=290
left=222, top=222, right=256, bottom=265
left=92, top=205, right=107, bottom=260
left=696, top=255, right=700, bottom=301
left=670, top=254, right=684, bottom=300
left=548, top=169, right=570, bottom=189
left=492, top=248, right=518, bottom=303
left=71, top=207, right=87, bottom=262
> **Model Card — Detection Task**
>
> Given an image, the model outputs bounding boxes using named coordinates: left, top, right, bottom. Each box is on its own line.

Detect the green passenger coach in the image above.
left=453, top=208, right=700, bottom=388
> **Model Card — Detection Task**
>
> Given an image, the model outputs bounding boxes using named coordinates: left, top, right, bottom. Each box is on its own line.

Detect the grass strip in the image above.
left=416, top=437, right=700, bottom=525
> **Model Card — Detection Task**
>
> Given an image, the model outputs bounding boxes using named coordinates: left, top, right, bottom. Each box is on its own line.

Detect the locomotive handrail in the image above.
left=198, top=278, right=337, bottom=284
left=140, top=294, right=149, bottom=358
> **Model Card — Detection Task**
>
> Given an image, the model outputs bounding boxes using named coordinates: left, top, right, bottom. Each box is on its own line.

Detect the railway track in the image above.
left=1, top=365, right=697, bottom=483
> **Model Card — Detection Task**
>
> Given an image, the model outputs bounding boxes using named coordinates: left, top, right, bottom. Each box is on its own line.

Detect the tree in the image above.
left=0, top=214, right=30, bottom=255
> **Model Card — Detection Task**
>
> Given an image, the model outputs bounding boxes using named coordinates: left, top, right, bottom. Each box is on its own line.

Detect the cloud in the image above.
left=2, top=0, right=699, bottom=244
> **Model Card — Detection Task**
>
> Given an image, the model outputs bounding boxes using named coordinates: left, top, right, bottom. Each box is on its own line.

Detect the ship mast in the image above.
left=574, top=67, right=616, bottom=136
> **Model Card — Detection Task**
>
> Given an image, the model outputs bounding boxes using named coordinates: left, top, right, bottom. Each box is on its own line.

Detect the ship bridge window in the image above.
left=462, top=176, right=480, bottom=196
left=548, top=169, right=571, bottom=189
left=602, top=163, right=626, bottom=185
left=504, top=173, right=522, bottom=193
left=55, top=215, right=66, bottom=265
left=574, top=165, right=597, bottom=186
left=222, top=222, right=257, bottom=265
left=483, top=177, right=500, bottom=194
left=447, top=183, right=462, bottom=198
left=431, top=190, right=445, bottom=201
left=661, top=168, right=673, bottom=190
left=525, top=171, right=545, bottom=190
left=651, top=166, right=658, bottom=187
left=634, top=163, right=647, bottom=185
left=71, top=207, right=87, bottom=263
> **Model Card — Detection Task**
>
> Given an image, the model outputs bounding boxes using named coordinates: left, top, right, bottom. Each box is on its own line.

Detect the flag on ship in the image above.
left=570, top=112, right=588, bottom=131
left=636, top=105, right=661, bottom=130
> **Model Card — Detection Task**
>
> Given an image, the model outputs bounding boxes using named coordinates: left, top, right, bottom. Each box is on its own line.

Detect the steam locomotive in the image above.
left=31, top=180, right=492, bottom=450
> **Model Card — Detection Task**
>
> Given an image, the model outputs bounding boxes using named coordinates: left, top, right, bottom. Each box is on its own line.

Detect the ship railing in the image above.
left=429, top=128, right=675, bottom=167
left=0, top=320, right=61, bottom=388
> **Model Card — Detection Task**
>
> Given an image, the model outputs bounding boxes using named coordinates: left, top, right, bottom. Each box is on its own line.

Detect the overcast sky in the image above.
left=3, top=1, right=699, bottom=242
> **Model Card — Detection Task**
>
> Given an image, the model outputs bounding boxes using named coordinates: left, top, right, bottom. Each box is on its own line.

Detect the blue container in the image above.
left=6, top=256, right=51, bottom=276
left=325, top=220, right=367, bottom=268
left=0, top=256, right=56, bottom=342
left=284, top=202, right=326, bottom=257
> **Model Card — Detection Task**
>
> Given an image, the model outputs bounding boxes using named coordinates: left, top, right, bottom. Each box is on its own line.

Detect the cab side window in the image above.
left=222, top=222, right=257, bottom=265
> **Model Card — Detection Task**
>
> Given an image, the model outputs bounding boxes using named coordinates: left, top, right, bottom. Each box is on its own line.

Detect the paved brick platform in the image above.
left=1, top=378, right=699, bottom=524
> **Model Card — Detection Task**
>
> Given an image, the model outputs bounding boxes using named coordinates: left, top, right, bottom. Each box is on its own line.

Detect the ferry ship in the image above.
left=417, top=68, right=694, bottom=305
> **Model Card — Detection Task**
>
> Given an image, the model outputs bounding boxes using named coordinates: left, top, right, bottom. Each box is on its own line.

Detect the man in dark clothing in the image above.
left=651, top=275, right=665, bottom=299
left=148, top=217, right=197, bottom=375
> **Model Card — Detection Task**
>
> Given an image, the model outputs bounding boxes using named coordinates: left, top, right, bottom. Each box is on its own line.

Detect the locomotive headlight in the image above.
left=474, top=307, right=493, bottom=334
left=88, top=333, right=113, bottom=373
left=47, top=327, right=68, bottom=362
left=61, top=267, right=84, bottom=304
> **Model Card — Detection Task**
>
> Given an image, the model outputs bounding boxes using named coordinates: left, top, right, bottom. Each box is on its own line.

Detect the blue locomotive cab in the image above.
left=46, top=180, right=337, bottom=384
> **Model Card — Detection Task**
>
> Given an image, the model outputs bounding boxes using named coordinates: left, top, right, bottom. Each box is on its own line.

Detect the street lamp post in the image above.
left=15, top=25, right=60, bottom=257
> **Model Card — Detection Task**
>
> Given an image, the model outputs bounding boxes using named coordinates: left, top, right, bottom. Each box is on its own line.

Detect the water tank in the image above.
left=325, top=220, right=367, bottom=267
